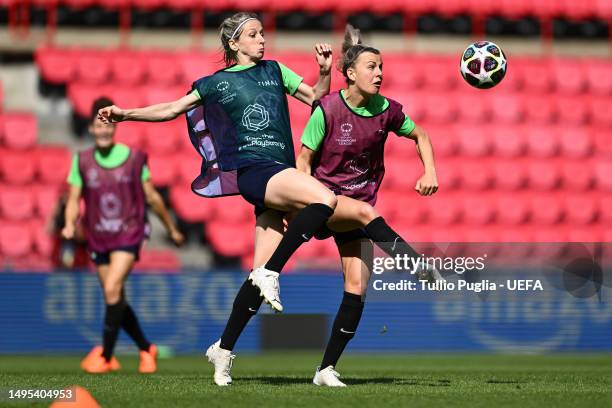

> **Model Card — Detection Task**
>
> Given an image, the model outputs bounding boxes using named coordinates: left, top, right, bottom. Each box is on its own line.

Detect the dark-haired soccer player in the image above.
left=297, top=25, right=442, bottom=386
left=63, top=97, right=185, bottom=374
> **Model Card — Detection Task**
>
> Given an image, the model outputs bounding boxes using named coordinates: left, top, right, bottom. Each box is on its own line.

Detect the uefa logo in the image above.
left=216, top=81, right=230, bottom=92
left=340, top=123, right=353, bottom=135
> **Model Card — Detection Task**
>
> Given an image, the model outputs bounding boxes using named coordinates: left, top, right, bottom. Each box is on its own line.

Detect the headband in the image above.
left=230, top=18, right=257, bottom=40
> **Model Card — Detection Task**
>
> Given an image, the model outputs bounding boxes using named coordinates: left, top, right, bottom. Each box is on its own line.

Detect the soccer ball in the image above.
left=460, top=41, right=507, bottom=89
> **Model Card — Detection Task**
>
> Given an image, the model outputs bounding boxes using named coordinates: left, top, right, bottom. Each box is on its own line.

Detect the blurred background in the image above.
left=0, top=1, right=610, bottom=355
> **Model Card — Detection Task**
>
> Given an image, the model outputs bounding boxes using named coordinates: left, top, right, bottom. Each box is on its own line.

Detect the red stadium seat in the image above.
left=594, top=161, right=612, bottom=191
left=456, top=125, right=492, bottom=157
left=104, top=85, right=143, bottom=112
left=552, top=59, right=587, bottom=94
left=146, top=51, right=183, bottom=86
left=562, top=0, right=596, bottom=20
left=492, top=125, right=526, bottom=157
left=593, top=127, right=612, bottom=157
left=493, top=159, right=527, bottom=190
left=67, top=82, right=101, bottom=118
left=143, top=121, right=181, bottom=154
left=557, top=95, right=589, bottom=125
left=495, top=194, right=529, bottom=225
left=169, top=184, right=214, bottom=222
left=459, top=159, right=494, bottom=190
left=529, top=193, right=564, bottom=225
left=179, top=52, right=223, bottom=83
left=524, top=94, right=556, bottom=124
left=148, top=153, right=179, bottom=187
left=382, top=54, right=423, bottom=91
left=455, top=89, right=492, bottom=123
left=558, top=126, right=592, bottom=158
left=114, top=121, right=145, bottom=149
left=422, top=56, right=459, bottom=91
left=422, top=91, right=456, bottom=124
left=385, top=158, right=423, bottom=191
left=111, top=50, right=147, bottom=85
left=520, top=59, right=554, bottom=94
left=490, top=93, right=523, bottom=124
left=600, top=197, right=612, bottom=224
left=527, top=160, right=561, bottom=190
left=388, top=91, right=425, bottom=123
left=497, top=0, right=531, bottom=19
left=75, top=49, right=111, bottom=84
left=526, top=126, right=559, bottom=157
left=213, top=195, right=253, bottom=224
left=433, top=157, right=461, bottom=190
left=0, top=221, right=32, bottom=258
left=0, top=149, right=36, bottom=184
left=561, top=160, right=595, bottom=191
left=0, top=186, right=34, bottom=221
left=37, top=145, right=71, bottom=185
left=175, top=151, right=202, bottom=184
left=461, top=195, right=495, bottom=225
left=135, top=249, right=181, bottom=272
left=585, top=60, right=612, bottom=95
left=35, top=47, right=75, bottom=85
left=384, top=133, right=420, bottom=160
left=33, top=184, right=61, bottom=218
left=144, top=85, right=187, bottom=106
left=427, top=193, right=462, bottom=225
left=421, top=124, right=457, bottom=158
left=31, top=219, right=54, bottom=257
left=564, top=194, right=598, bottom=225
left=206, top=221, right=253, bottom=257
left=2, top=112, right=37, bottom=150
left=589, top=96, right=612, bottom=127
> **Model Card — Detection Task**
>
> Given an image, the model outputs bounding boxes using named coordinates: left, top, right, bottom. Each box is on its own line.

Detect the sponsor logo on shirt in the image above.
left=242, top=103, right=270, bottom=131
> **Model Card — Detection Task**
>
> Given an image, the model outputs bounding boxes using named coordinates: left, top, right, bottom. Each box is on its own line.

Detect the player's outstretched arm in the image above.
left=98, top=92, right=201, bottom=124
left=407, top=125, right=439, bottom=196
left=296, top=144, right=316, bottom=175
left=142, top=179, right=185, bottom=246
left=61, top=184, right=82, bottom=240
left=293, top=43, right=333, bottom=106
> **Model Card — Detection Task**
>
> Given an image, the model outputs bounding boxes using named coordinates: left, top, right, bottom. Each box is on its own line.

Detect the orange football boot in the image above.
left=138, top=344, right=158, bottom=374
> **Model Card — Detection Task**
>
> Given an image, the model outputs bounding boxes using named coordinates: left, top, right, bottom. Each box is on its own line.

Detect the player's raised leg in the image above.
left=328, top=196, right=443, bottom=282
left=249, top=168, right=337, bottom=311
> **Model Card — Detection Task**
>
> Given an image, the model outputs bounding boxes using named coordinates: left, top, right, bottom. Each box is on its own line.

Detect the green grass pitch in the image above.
left=1, top=353, right=611, bottom=407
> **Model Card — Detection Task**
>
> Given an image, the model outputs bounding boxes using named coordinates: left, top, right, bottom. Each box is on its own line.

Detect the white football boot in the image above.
left=313, top=366, right=347, bottom=387
left=205, top=340, right=235, bottom=386
left=249, top=266, right=283, bottom=312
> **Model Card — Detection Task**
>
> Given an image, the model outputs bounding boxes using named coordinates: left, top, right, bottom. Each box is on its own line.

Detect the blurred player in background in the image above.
left=297, top=25, right=440, bottom=386
left=62, top=97, right=185, bottom=374
left=97, top=11, right=337, bottom=386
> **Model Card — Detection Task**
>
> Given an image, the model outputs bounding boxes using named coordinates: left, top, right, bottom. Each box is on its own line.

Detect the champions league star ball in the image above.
left=460, top=41, right=507, bottom=89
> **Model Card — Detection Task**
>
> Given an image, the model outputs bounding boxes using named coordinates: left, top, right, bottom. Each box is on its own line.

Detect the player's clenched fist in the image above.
left=415, top=173, right=439, bottom=196
left=97, top=105, right=125, bottom=123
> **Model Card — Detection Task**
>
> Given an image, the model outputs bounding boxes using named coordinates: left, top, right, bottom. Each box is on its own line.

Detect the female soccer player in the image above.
left=97, top=12, right=336, bottom=385
left=63, top=97, right=185, bottom=374
left=297, top=25, right=441, bottom=386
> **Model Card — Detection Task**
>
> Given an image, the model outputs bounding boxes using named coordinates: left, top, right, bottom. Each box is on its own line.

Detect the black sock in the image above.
left=320, top=292, right=364, bottom=369
left=220, top=279, right=264, bottom=351
left=265, top=203, right=334, bottom=273
left=121, top=303, right=151, bottom=352
left=364, top=216, right=421, bottom=261
left=102, top=300, right=127, bottom=362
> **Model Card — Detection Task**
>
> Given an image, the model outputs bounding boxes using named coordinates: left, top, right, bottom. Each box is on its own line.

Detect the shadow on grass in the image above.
left=239, top=376, right=453, bottom=386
